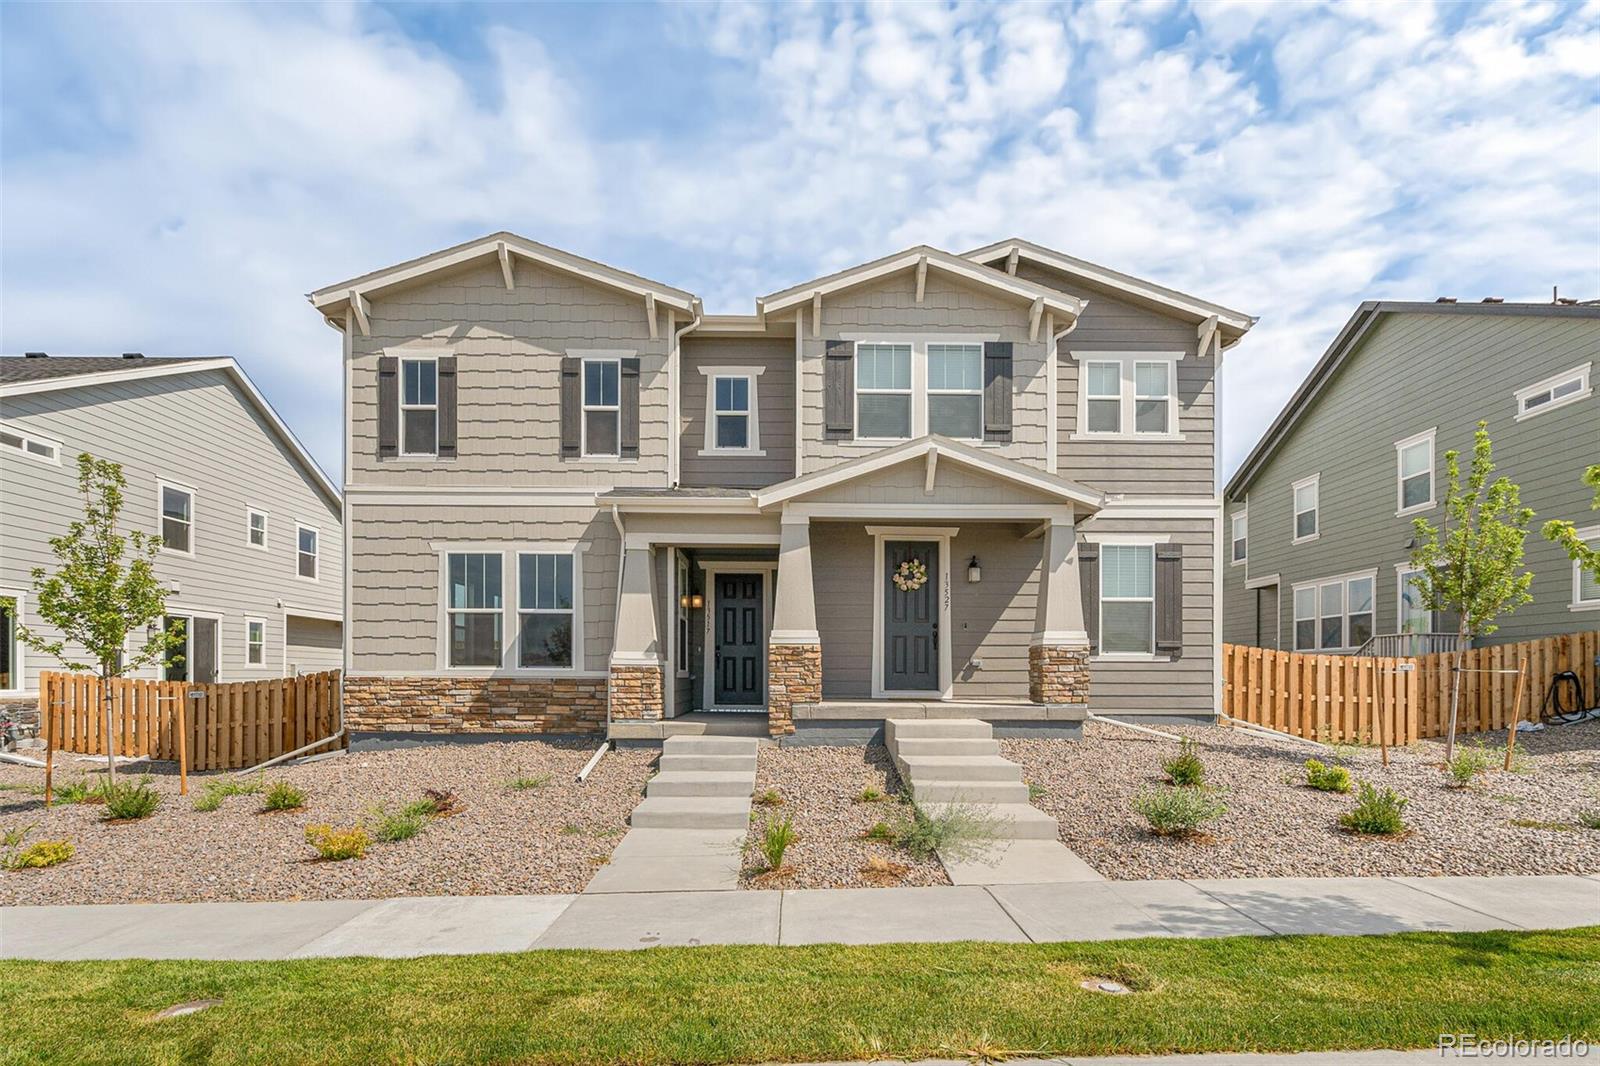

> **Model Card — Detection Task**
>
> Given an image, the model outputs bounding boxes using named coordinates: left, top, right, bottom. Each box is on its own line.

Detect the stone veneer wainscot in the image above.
left=343, top=676, right=607, bottom=734
left=607, top=663, right=663, bottom=720
left=1028, top=644, right=1091, bottom=705
left=766, top=643, right=821, bottom=737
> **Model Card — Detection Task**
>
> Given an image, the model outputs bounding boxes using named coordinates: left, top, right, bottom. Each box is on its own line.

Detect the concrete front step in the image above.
left=893, top=737, right=1001, bottom=757
left=896, top=755, right=1023, bottom=782
left=630, top=796, right=752, bottom=830
left=885, top=718, right=993, bottom=743
left=658, top=753, right=757, bottom=774
left=920, top=801, right=1060, bottom=840
left=910, top=780, right=1031, bottom=805
left=645, top=771, right=754, bottom=798
left=662, top=735, right=761, bottom=756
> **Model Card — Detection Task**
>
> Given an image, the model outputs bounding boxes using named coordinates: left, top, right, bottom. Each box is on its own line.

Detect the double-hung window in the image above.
left=1292, top=475, right=1319, bottom=542
left=245, top=619, right=266, bottom=666
left=1516, top=363, right=1591, bottom=420
left=1071, top=352, right=1183, bottom=439
left=1395, top=430, right=1434, bottom=515
left=400, top=358, right=439, bottom=456
left=582, top=359, right=621, bottom=457
left=447, top=552, right=503, bottom=667
left=1230, top=512, right=1247, bottom=565
left=1083, top=362, right=1122, bottom=433
left=1573, top=528, right=1600, bottom=610
left=517, top=552, right=574, bottom=668
left=297, top=525, right=319, bottom=580
left=926, top=343, right=983, bottom=439
left=1294, top=572, right=1374, bottom=651
left=1134, top=361, right=1172, bottom=434
left=713, top=377, right=751, bottom=449
left=1099, top=544, right=1155, bottom=655
left=160, top=483, right=194, bottom=554
left=855, top=343, right=913, bottom=439
left=247, top=509, right=268, bottom=550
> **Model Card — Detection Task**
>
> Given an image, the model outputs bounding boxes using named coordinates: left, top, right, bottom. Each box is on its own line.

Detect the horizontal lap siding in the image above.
left=285, top=617, right=343, bottom=674
left=679, top=337, right=795, bottom=488
left=951, top=527, right=1041, bottom=699
left=812, top=523, right=874, bottom=698
left=348, top=502, right=619, bottom=673
left=349, top=259, right=670, bottom=489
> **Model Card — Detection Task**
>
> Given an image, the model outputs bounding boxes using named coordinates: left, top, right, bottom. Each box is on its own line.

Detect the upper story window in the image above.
left=247, top=508, right=268, bottom=550
left=296, top=525, right=319, bottom=580
left=1134, top=361, right=1172, bottom=434
left=446, top=552, right=503, bottom=667
left=699, top=366, right=765, bottom=455
left=1395, top=429, right=1435, bottom=516
left=0, top=423, right=60, bottom=464
left=583, top=359, right=621, bottom=457
left=1574, top=527, right=1600, bottom=611
left=926, top=344, right=982, bottom=439
left=1515, top=362, right=1591, bottom=421
left=159, top=482, right=194, bottom=555
left=1230, top=511, right=1247, bottom=565
left=517, top=552, right=575, bottom=668
left=1069, top=351, right=1183, bottom=441
left=1083, top=362, right=1121, bottom=432
left=1293, top=571, right=1374, bottom=651
left=400, top=358, right=438, bottom=456
left=856, top=343, right=913, bottom=439
left=1292, top=474, right=1319, bottom=543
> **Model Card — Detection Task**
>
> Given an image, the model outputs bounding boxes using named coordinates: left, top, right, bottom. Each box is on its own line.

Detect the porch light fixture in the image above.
left=967, top=556, right=982, bottom=584
left=679, top=593, right=704, bottom=610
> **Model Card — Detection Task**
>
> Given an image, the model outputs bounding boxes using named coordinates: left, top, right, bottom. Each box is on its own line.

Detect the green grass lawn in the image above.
left=4, top=929, right=1597, bottom=1066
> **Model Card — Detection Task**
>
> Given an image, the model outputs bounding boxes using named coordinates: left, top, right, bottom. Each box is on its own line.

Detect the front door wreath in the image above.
left=892, top=558, right=929, bottom=592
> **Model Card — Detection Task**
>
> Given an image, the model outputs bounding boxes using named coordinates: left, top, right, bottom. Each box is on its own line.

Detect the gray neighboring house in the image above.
left=0, top=355, right=344, bottom=722
left=310, top=233, right=1254, bottom=739
left=1223, top=300, right=1600, bottom=654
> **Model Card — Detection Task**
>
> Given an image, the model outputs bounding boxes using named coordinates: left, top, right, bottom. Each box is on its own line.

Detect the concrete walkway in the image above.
left=3, top=874, right=1595, bottom=960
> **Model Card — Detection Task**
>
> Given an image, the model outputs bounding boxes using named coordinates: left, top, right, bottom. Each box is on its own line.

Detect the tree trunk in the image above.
left=1442, top=621, right=1470, bottom=765
left=101, top=663, right=117, bottom=784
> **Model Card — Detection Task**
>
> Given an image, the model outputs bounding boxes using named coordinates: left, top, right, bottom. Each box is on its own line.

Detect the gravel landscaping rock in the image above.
left=0, top=739, right=654, bottom=905
left=1004, top=718, right=1600, bottom=880
left=738, top=744, right=949, bottom=889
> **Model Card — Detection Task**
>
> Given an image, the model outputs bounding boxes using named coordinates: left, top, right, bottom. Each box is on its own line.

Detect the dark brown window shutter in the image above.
left=824, top=339, right=853, bottom=438
left=620, top=357, right=641, bottom=459
left=1078, top=541, right=1099, bottom=654
left=377, top=356, right=399, bottom=457
left=559, top=357, right=581, bottom=458
left=1156, top=544, right=1184, bottom=659
left=436, top=356, right=458, bottom=458
left=983, top=341, right=1013, bottom=442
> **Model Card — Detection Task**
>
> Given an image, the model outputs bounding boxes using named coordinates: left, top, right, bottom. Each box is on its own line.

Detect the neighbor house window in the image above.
left=0, top=595, right=18, bottom=691
left=245, top=619, right=266, bottom=666
left=296, top=525, right=319, bottom=580
left=160, top=483, right=194, bottom=554
left=400, top=358, right=439, bottom=456
left=163, top=615, right=190, bottom=682
left=855, top=343, right=912, bottom=439
left=517, top=552, right=574, bottom=669
left=926, top=343, right=983, bottom=439
left=1099, top=543, right=1155, bottom=655
left=247, top=509, right=268, bottom=550
left=1292, top=475, right=1319, bottom=542
left=699, top=366, right=764, bottom=454
left=0, top=423, right=60, bottom=464
left=447, top=552, right=503, bottom=667
left=1395, top=429, right=1435, bottom=515
left=1230, top=512, right=1247, bottom=565
left=1574, top=528, right=1600, bottom=610
left=1294, top=572, right=1375, bottom=651
left=1134, top=361, right=1172, bottom=434
left=1083, top=361, right=1122, bottom=433
left=582, top=359, right=621, bottom=457
left=1515, top=363, right=1591, bottom=420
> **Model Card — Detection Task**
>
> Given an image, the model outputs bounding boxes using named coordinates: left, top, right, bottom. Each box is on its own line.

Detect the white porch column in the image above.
left=609, top=544, right=663, bottom=720
left=1031, top=513, right=1091, bottom=705
left=768, top=509, right=821, bottom=736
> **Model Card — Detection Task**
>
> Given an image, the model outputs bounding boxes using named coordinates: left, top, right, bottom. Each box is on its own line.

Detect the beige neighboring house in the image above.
left=0, top=355, right=344, bottom=728
left=311, top=234, right=1253, bottom=740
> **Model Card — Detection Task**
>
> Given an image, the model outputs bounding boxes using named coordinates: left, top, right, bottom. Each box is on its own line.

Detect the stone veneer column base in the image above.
left=343, top=676, right=607, bottom=734
left=1029, top=644, right=1091, bottom=705
left=608, top=662, right=664, bottom=721
left=767, top=643, right=821, bottom=737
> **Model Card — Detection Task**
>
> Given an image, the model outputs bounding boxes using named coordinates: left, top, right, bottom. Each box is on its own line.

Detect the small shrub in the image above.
left=1303, top=759, right=1352, bottom=793
left=372, top=808, right=427, bottom=842
left=856, top=786, right=887, bottom=804
left=1132, top=786, right=1226, bottom=838
left=1578, top=810, right=1600, bottom=830
left=893, top=803, right=1003, bottom=861
left=305, top=824, right=369, bottom=860
left=859, top=855, right=910, bottom=886
left=193, top=776, right=263, bottom=812
left=1444, top=745, right=1491, bottom=788
left=507, top=772, right=552, bottom=791
left=861, top=820, right=897, bottom=842
left=102, top=779, right=160, bottom=821
left=53, top=776, right=108, bottom=805
left=3, top=826, right=74, bottom=870
left=1509, top=818, right=1575, bottom=832
left=400, top=797, right=439, bottom=819
left=1027, top=781, right=1048, bottom=802
left=263, top=781, right=307, bottom=812
left=758, top=816, right=796, bottom=871
left=559, top=824, right=581, bottom=835
left=1339, top=782, right=1409, bottom=836
left=753, top=788, right=784, bottom=808
left=1162, top=739, right=1206, bottom=787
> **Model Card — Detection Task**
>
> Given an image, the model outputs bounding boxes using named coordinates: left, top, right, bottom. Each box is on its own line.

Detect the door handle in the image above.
left=932, top=622, right=939, bottom=651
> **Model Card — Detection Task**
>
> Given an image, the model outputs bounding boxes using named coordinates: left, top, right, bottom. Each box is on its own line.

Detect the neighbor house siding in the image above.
left=286, top=616, right=343, bottom=675
left=679, top=336, right=795, bottom=488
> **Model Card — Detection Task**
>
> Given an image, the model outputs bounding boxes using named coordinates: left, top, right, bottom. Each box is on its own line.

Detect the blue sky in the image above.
left=3, top=1, right=1597, bottom=483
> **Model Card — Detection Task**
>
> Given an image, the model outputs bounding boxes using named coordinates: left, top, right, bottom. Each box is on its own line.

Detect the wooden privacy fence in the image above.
left=1223, top=630, right=1600, bottom=745
left=41, top=670, right=344, bottom=771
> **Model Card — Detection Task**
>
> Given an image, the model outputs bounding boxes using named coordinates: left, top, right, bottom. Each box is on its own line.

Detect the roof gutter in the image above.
left=668, top=299, right=704, bottom=487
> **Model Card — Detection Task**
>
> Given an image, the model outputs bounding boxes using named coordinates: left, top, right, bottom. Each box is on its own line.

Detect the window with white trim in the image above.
left=400, top=358, right=439, bottom=456
left=160, top=483, right=194, bottom=554
left=1398, top=568, right=1433, bottom=633
left=0, top=423, right=60, bottom=464
left=713, top=376, right=751, bottom=449
left=245, top=618, right=266, bottom=666
left=517, top=552, right=574, bottom=668
left=1083, top=361, right=1121, bottom=433
left=1292, top=475, right=1319, bottom=542
left=1099, top=543, right=1155, bottom=654
left=0, top=594, right=19, bottom=692
left=1574, top=528, right=1600, bottom=610
left=582, top=359, right=621, bottom=457
left=1516, top=363, right=1591, bottom=420
left=675, top=553, right=691, bottom=676
left=1395, top=430, right=1434, bottom=515
left=1070, top=352, right=1184, bottom=439
left=856, top=343, right=913, bottom=439
left=446, top=552, right=503, bottom=667
left=926, top=343, right=983, bottom=439
left=1293, top=572, right=1374, bottom=651
left=296, top=525, right=319, bottom=580
left=1230, top=511, right=1247, bottom=565
left=247, top=509, right=268, bottom=550
left=1134, top=361, right=1172, bottom=434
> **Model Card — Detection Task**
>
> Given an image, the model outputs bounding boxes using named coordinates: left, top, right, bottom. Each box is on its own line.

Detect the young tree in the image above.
left=1541, top=463, right=1600, bottom=584
left=17, top=454, right=182, bottom=781
left=1408, top=423, right=1534, bottom=763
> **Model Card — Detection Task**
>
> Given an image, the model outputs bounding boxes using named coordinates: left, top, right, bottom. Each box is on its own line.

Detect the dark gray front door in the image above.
left=884, top=540, right=939, bottom=692
left=714, top=573, right=764, bottom=706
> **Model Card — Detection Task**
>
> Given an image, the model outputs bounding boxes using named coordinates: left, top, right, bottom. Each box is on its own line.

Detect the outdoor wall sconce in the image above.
left=967, top=556, right=982, bottom=583
left=678, top=593, right=704, bottom=610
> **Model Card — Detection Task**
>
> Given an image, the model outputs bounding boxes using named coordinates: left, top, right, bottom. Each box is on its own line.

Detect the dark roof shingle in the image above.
left=0, top=356, right=208, bottom=385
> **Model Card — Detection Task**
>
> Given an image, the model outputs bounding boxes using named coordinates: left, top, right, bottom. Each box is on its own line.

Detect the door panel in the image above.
left=192, top=617, right=218, bottom=684
left=883, top=540, right=939, bottom=691
left=714, top=574, right=764, bottom=706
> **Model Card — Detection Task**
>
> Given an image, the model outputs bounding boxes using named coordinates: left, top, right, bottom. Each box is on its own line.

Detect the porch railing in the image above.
left=1354, top=632, right=1465, bottom=658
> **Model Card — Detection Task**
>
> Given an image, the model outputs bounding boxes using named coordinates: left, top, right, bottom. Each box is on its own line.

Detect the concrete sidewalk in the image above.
left=2, top=874, right=1595, bottom=960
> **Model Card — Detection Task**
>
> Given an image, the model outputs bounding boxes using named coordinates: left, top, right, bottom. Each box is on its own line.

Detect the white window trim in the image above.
left=398, top=354, right=441, bottom=458
left=1230, top=510, right=1247, bottom=567
left=0, top=422, right=62, bottom=464
left=1067, top=350, right=1186, bottom=442
left=925, top=342, right=986, bottom=444
left=1572, top=524, right=1600, bottom=612
left=1395, top=565, right=1436, bottom=632
left=435, top=544, right=587, bottom=675
left=1096, top=540, right=1158, bottom=661
left=1514, top=361, right=1592, bottom=421
left=0, top=588, right=25, bottom=693
left=675, top=551, right=691, bottom=679
left=246, top=507, right=269, bottom=551
left=1291, top=568, right=1377, bottom=652
left=580, top=356, right=622, bottom=460
left=1291, top=473, right=1320, bottom=544
left=1394, top=428, right=1436, bottom=518
left=160, top=605, right=223, bottom=683
left=838, top=334, right=998, bottom=446
left=854, top=341, right=917, bottom=445
left=157, top=479, right=196, bottom=557
left=697, top=365, right=765, bottom=456
left=515, top=550, right=581, bottom=671
left=244, top=617, right=267, bottom=667
left=295, top=523, right=320, bottom=583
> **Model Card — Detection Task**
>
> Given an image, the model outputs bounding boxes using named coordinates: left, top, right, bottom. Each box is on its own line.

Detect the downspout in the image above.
left=669, top=300, right=704, bottom=489
left=608, top=504, right=627, bottom=731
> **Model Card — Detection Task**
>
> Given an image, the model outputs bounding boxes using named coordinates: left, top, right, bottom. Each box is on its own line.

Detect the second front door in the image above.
left=883, top=540, right=939, bottom=692
left=714, top=573, right=764, bottom=706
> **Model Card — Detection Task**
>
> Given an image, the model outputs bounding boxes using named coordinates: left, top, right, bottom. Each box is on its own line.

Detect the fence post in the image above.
left=177, top=687, right=189, bottom=795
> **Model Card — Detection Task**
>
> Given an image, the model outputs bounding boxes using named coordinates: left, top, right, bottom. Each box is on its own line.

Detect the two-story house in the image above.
left=310, top=234, right=1253, bottom=739
left=1223, top=300, right=1600, bottom=654
left=0, top=355, right=344, bottom=727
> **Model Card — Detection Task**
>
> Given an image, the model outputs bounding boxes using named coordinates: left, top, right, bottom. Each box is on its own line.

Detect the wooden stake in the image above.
left=177, top=688, right=189, bottom=796
left=1375, top=656, right=1389, bottom=767
left=1503, top=657, right=1528, bottom=772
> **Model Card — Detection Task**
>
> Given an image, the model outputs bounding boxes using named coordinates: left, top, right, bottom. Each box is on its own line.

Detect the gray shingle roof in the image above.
left=596, top=487, right=753, bottom=499
left=0, top=356, right=209, bottom=384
